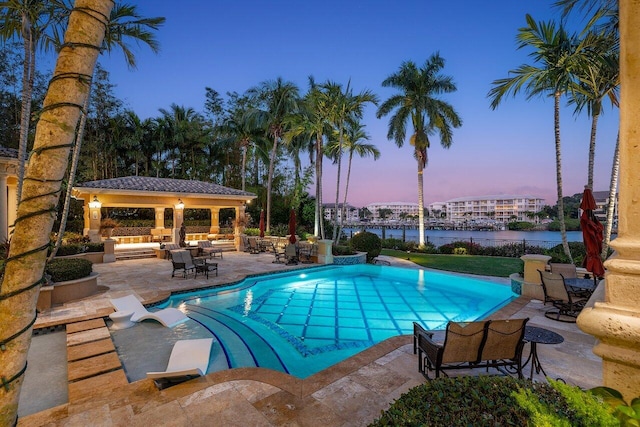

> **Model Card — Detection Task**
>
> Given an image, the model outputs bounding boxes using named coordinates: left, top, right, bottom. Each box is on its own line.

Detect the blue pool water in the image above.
left=158, top=264, right=516, bottom=379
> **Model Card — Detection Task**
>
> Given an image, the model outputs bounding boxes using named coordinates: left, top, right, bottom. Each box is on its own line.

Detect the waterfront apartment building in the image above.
left=443, top=195, right=545, bottom=224
left=365, top=202, right=420, bottom=221
left=323, top=203, right=359, bottom=223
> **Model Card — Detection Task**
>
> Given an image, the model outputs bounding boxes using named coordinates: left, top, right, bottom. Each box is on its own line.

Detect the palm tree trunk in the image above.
left=241, top=143, right=247, bottom=191
left=339, top=150, right=355, bottom=238
left=587, top=111, right=600, bottom=189
left=554, top=92, right=573, bottom=262
left=417, top=150, right=426, bottom=248
left=316, top=136, right=325, bottom=239
left=50, top=82, right=93, bottom=260
left=0, top=2, right=112, bottom=424
left=602, top=133, right=619, bottom=259
left=333, top=124, right=344, bottom=242
left=16, top=29, right=35, bottom=204
left=266, top=134, right=278, bottom=232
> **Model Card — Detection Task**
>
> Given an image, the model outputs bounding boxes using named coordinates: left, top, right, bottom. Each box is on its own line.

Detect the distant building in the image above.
left=444, top=195, right=545, bottom=224
left=591, top=191, right=618, bottom=223
left=365, top=202, right=419, bottom=221
left=428, top=201, right=447, bottom=219
left=323, top=203, right=359, bottom=223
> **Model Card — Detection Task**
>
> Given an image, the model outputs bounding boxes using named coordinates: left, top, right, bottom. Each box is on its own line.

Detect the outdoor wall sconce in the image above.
left=175, top=199, right=185, bottom=210
left=88, top=195, right=101, bottom=209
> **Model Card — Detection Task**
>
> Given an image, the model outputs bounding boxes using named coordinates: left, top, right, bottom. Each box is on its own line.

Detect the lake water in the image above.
left=343, top=227, right=593, bottom=249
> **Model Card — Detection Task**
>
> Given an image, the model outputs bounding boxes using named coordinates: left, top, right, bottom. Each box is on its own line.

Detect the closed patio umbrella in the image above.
left=288, top=209, right=297, bottom=244
left=580, top=187, right=605, bottom=278
left=259, top=209, right=265, bottom=238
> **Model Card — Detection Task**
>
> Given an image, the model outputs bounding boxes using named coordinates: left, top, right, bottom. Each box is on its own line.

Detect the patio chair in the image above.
left=247, top=237, right=260, bottom=254
left=550, top=263, right=591, bottom=299
left=170, top=249, right=196, bottom=278
left=197, top=240, right=223, bottom=259
left=480, top=318, right=528, bottom=379
left=271, top=242, right=286, bottom=263
left=285, top=243, right=298, bottom=265
left=147, top=338, right=213, bottom=389
left=298, top=242, right=316, bottom=263
left=110, top=294, right=189, bottom=328
left=418, top=320, right=488, bottom=378
left=538, top=270, right=587, bottom=322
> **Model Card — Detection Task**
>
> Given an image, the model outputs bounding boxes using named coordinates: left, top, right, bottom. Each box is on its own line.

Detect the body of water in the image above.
left=344, top=227, right=590, bottom=249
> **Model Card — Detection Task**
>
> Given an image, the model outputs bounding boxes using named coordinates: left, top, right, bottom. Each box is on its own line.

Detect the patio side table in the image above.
left=523, top=326, right=564, bottom=380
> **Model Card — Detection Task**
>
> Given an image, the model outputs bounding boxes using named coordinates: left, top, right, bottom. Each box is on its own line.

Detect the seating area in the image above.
left=110, top=294, right=189, bottom=328
left=169, top=249, right=218, bottom=279
left=414, top=318, right=528, bottom=379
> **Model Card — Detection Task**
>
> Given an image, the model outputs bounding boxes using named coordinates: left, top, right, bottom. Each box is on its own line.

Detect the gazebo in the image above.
left=72, top=176, right=256, bottom=245
left=0, top=145, right=18, bottom=243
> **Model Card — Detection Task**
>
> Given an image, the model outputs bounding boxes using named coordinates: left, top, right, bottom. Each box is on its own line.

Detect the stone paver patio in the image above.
left=19, top=250, right=602, bottom=426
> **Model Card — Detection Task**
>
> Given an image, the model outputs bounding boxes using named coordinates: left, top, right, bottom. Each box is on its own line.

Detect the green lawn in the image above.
left=381, top=249, right=523, bottom=278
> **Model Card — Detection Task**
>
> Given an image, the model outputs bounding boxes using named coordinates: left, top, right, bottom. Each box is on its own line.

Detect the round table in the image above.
left=109, top=310, right=135, bottom=330
left=524, top=326, right=564, bottom=380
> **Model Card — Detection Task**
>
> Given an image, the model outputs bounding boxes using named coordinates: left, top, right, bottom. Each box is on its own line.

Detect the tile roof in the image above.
left=0, top=145, right=18, bottom=159
left=75, top=176, right=255, bottom=198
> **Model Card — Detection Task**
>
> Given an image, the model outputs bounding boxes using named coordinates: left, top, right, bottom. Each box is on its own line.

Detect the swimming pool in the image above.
left=160, top=264, right=517, bottom=378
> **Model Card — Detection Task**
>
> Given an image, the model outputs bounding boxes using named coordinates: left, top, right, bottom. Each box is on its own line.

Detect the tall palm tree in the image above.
left=50, top=3, right=164, bottom=257
left=323, top=81, right=378, bottom=242
left=326, top=121, right=380, bottom=230
left=488, top=15, right=580, bottom=262
left=377, top=53, right=462, bottom=248
left=247, top=77, right=300, bottom=232
left=0, top=2, right=113, bottom=423
left=570, top=28, right=619, bottom=189
left=0, top=0, right=64, bottom=203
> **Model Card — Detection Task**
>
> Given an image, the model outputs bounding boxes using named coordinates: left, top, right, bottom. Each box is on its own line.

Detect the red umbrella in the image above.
left=288, top=209, right=297, bottom=244
left=259, top=210, right=265, bottom=238
left=580, top=187, right=605, bottom=278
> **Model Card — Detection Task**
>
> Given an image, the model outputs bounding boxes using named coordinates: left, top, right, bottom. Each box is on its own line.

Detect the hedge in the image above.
left=46, top=258, right=93, bottom=283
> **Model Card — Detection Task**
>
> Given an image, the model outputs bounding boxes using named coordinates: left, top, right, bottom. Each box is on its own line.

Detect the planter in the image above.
left=332, top=251, right=367, bottom=265
left=37, top=272, right=100, bottom=310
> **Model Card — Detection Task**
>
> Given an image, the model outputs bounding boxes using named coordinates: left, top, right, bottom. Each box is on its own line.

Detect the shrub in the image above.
left=46, top=258, right=92, bottom=283
left=545, top=242, right=586, bottom=265
left=54, top=244, right=87, bottom=257
left=370, top=376, right=615, bottom=427
left=438, top=240, right=482, bottom=255
left=508, top=221, right=535, bottom=230
left=453, top=247, right=467, bottom=255
left=244, top=227, right=260, bottom=236
left=99, top=218, right=120, bottom=229
left=85, top=242, right=104, bottom=253
left=381, top=238, right=408, bottom=251
left=349, top=231, right=381, bottom=262
left=333, top=245, right=356, bottom=256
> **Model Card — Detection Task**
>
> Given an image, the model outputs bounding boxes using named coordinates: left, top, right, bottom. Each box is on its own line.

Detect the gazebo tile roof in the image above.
left=76, top=176, right=254, bottom=197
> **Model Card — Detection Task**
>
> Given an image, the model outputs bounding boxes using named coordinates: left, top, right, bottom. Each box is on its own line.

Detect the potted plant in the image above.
left=100, top=218, right=119, bottom=238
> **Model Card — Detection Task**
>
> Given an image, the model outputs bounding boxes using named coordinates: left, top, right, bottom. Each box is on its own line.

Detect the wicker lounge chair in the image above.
left=146, top=338, right=213, bottom=389
left=197, top=240, right=223, bottom=258
left=110, top=295, right=189, bottom=328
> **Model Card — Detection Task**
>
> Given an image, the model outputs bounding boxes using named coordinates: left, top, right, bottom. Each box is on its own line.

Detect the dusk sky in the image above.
left=95, top=0, right=619, bottom=208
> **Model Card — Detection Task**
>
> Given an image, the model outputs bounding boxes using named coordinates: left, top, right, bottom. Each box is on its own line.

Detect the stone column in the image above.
left=519, top=254, right=551, bottom=301
left=209, top=207, right=220, bottom=235
left=154, top=207, right=165, bottom=229
left=577, top=0, right=640, bottom=401
left=173, top=204, right=184, bottom=243
left=316, top=239, right=334, bottom=265
left=0, top=174, right=7, bottom=242
left=88, top=198, right=102, bottom=243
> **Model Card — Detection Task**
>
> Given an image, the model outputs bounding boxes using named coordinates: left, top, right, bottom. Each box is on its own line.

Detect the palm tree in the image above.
left=488, top=15, right=580, bottom=262
left=50, top=3, right=165, bottom=257
left=326, top=121, right=379, bottom=233
left=0, top=0, right=64, bottom=203
left=0, top=2, right=113, bottom=423
left=323, top=81, right=378, bottom=242
left=247, top=77, right=300, bottom=232
left=377, top=53, right=462, bottom=248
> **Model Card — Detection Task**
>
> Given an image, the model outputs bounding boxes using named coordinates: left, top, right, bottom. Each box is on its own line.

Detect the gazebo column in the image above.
left=577, top=0, right=640, bottom=402
left=173, top=202, right=184, bottom=243
left=234, top=205, right=245, bottom=251
left=209, top=208, right=220, bottom=235
left=154, top=207, right=166, bottom=229
left=87, top=196, right=102, bottom=243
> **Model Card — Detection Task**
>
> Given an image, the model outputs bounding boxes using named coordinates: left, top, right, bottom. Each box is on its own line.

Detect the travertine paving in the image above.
left=18, top=251, right=602, bottom=426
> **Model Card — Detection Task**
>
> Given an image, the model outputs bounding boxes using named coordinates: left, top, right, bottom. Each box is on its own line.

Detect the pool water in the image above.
left=161, top=264, right=517, bottom=378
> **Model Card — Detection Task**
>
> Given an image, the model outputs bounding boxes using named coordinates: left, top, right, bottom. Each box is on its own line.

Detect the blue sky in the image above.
left=97, top=0, right=619, bottom=207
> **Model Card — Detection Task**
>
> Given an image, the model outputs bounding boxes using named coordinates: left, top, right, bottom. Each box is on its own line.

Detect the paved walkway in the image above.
left=19, top=252, right=602, bottom=426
